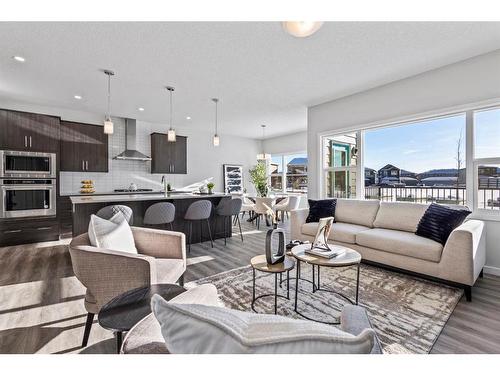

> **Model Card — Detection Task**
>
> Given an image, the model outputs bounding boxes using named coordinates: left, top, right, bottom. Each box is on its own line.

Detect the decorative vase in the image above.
left=265, top=224, right=286, bottom=265
left=208, top=188, right=213, bottom=194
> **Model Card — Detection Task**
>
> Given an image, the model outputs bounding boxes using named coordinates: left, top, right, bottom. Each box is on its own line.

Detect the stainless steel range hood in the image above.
left=113, top=118, right=152, bottom=161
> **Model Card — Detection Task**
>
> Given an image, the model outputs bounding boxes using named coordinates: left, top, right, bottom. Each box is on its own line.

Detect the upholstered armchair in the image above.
left=69, top=227, right=186, bottom=347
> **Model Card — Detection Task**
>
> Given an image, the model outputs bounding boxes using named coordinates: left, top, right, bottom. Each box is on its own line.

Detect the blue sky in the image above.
left=364, top=109, right=499, bottom=173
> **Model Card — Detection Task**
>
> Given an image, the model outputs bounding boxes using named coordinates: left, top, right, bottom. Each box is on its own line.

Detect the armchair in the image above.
left=69, top=226, right=186, bottom=347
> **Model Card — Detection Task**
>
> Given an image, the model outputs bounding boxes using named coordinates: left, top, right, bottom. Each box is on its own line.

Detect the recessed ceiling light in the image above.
left=186, top=116, right=191, bottom=120
left=12, top=56, right=26, bottom=62
left=138, top=107, right=145, bottom=111
left=282, top=22, right=323, bottom=38
left=74, top=95, right=82, bottom=100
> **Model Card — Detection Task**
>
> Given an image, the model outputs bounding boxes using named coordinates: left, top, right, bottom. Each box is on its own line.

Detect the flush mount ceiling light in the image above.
left=103, top=69, right=115, bottom=134
left=166, top=86, right=176, bottom=142
left=12, top=55, right=26, bottom=62
left=257, top=124, right=271, bottom=160
left=282, top=21, right=323, bottom=38
left=74, top=95, right=82, bottom=100
left=186, top=116, right=191, bottom=120
left=212, top=98, right=220, bottom=147
left=138, top=107, right=145, bottom=111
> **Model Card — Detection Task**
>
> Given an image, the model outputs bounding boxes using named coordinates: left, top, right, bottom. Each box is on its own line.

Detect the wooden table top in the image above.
left=250, top=254, right=295, bottom=273
left=291, top=243, right=361, bottom=267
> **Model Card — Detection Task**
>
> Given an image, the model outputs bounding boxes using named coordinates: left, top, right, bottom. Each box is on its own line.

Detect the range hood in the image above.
left=113, top=118, right=152, bottom=161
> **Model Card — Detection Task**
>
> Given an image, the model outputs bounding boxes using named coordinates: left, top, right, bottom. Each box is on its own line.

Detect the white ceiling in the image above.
left=1, top=22, right=500, bottom=139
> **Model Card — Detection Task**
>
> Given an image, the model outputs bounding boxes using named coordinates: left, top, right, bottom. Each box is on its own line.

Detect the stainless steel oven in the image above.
left=0, top=179, right=56, bottom=218
left=0, top=150, right=57, bottom=178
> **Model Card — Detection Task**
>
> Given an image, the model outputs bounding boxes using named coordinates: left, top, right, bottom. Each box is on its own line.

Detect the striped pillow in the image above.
left=415, top=203, right=471, bottom=245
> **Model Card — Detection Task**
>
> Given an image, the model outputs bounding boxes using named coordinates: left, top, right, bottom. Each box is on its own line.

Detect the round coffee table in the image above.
left=98, top=284, right=186, bottom=353
left=250, top=254, right=295, bottom=315
left=291, top=244, right=361, bottom=324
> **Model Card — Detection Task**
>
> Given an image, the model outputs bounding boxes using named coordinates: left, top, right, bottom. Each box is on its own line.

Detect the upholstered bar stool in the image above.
left=96, top=205, right=133, bottom=224
left=144, top=202, right=176, bottom=230
left=184, top=200, right=213, bottom=252
left=215, top=198, right=243, bottom=245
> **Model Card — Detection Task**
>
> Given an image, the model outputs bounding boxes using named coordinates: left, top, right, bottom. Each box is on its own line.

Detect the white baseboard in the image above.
left=483, top=265, right=500, bottom=277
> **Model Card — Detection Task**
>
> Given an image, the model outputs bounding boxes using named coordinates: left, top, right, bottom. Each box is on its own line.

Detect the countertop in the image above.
left=70, top=192, right=230, bottom=204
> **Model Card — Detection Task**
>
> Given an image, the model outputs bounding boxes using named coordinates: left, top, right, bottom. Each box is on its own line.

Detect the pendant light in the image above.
left=166, top=86, right=176, bottom=142
left=212, top=98, right=220, bottom=147
left=257, top=124, right=271, bottom=160
left=103, top=70, right=115, bottom=134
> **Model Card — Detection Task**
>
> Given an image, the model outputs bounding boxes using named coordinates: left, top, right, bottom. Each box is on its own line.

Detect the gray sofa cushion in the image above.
left=373, top=202, right=428, bottom=232
left=335, top=199, right=380, bottom=228
left=356, top=228, right=443, bottom=262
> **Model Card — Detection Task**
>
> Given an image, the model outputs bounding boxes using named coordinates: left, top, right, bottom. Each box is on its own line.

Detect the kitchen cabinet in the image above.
left=0, top=109, right=60, bottom=152
left=150, top=133, right=187, bottom=174
left=0, top=217, right=59, bottom=246
left=60, top=121, right=108, bottom=172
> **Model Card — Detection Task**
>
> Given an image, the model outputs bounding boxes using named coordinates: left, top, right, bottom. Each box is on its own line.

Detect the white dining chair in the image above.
left=274, top=195, right=301, bottom=222
left=253, top=197, right=276, bottom=229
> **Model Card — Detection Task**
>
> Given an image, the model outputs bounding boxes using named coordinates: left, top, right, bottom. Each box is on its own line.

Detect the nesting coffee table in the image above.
left=291, top=244, right=362, bottom=324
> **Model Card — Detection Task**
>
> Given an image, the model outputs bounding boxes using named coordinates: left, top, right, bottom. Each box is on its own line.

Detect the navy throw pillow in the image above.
left=415, top=203, right=471, bottom=245
left=306, top=199, right=337, bottom=223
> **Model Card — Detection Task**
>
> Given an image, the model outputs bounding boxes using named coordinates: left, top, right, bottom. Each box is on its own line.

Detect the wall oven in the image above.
left=0, top=179, right=56, bottom=218
left=0, top=150, right=56, bottom=178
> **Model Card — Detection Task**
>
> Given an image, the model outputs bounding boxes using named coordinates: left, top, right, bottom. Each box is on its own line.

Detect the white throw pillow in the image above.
left=151, top=295, right=375, bottom=354
left=88, top=213, right=137, bottom=254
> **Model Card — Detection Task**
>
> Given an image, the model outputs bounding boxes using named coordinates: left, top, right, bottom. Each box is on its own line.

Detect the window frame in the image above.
left=317, top=100, right=500, bottom=220
left=269, top=151, right=308, bottom=194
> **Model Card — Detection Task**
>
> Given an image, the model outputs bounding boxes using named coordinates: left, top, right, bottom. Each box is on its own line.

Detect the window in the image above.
left=473, top=108, right=500, bottom=211
left=270, top=153, right=308, bottom=194
left=363, top=114, right=466, bottom=205
left=322, top=133, right=358, bottom=198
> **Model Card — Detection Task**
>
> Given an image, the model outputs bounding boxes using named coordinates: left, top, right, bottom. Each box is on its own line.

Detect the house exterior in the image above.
left=365, top=167, right=377, bottom=186
left=287, top=157, right=308, bottom=191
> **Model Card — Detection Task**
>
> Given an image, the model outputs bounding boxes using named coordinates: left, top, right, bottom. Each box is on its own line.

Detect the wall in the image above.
left=262, top=131, right=307, bottom=155
left=0, top=100, right=261, bottom=195
left=307, top=49, right=500, bottom=274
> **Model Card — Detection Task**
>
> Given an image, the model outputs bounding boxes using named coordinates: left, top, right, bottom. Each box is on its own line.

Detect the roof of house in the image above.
left=379, top=164, right=399, bottom=171
left=288, top=157, right=308, bottom=165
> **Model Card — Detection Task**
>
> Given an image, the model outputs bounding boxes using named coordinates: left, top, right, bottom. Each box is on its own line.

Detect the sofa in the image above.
left=70, top=226, right=186, bottom=347
left=121, top=284, right=382, bottom=354
left=291, top=199, right=485, bottom=301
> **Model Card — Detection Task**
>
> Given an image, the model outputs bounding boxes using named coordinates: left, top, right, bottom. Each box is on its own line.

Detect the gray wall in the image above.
left=307, top=49, right=500, bottom=274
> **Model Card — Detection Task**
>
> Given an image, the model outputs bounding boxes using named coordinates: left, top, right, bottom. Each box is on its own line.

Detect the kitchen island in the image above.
left=70, top=192, right=232, bottom=243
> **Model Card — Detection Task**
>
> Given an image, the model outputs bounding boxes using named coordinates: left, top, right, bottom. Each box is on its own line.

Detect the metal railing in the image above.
left=364, top=186, right=500, bottom=210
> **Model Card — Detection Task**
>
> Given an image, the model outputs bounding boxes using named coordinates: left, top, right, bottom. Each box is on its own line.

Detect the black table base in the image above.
left=251, top=268, right=291, bottom=315
left=293, top=260, right=360, bottom=325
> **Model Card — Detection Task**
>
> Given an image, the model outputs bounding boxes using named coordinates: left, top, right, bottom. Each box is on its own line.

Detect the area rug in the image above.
left=188, top=263, right=463, bottom=354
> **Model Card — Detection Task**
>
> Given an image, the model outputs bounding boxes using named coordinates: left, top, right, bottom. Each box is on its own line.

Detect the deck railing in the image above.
left=364, top=186, right=500, bottom=210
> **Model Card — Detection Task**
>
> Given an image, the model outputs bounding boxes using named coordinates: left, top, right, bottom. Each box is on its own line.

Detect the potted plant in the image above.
left=249, top=162, right=269, bottom=197
left=207, top=182, right=215, bottom=194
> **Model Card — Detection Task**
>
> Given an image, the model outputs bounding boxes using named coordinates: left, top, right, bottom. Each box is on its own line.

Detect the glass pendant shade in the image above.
left=213, top=134, right=220, bottom=147
left=167, top=129, right=176, bottom=142
left=103, top=119, right=114, bottom=134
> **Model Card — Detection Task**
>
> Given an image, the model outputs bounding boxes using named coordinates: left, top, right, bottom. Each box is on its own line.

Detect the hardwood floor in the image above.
left=0, top=219, right=499, bottom=354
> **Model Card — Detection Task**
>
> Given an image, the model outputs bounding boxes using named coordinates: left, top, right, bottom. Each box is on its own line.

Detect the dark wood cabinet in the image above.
left=0, top=109, right=60, bottom=152
left=0, top=217, right=59, bottom=247
left=150, top=133, right=187, bottom=174
left=60, top=121, right=108, bottom=172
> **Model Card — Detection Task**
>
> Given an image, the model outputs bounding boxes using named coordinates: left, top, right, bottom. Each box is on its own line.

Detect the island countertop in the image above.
left=69, top=192, right=230, bottom=205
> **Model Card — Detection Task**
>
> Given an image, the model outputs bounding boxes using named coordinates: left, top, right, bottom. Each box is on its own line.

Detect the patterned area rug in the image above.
left=188, top=263, right=463, bottom=353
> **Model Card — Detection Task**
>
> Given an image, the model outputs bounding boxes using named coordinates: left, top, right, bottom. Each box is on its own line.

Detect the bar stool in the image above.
left=143, top=202, right=175, bottom=230
left=184, top=200, right=213, bottom=252
left=215, top=198, right=243, bottom=245
left=96, top=205, right=133, bottom=224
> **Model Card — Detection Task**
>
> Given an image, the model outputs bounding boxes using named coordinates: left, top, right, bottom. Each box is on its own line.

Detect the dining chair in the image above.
left=253, top=197, right=276, bottom=229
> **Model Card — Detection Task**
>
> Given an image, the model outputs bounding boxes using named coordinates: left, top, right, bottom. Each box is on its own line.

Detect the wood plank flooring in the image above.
left=0, top=219, right=499, bottom=354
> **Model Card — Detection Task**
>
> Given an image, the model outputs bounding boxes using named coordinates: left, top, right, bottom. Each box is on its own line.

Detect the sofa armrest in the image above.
left=340, top=305, right=382, bottom=354
left=440, top=219, right=485, bottom=285
left=69, top=242, right=156, bottom=310
left=290, top=208, right=309, bottom=240
left=132, top=227, right=186, bottom=265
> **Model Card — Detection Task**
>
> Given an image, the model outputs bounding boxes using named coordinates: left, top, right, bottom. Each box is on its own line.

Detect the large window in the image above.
left=319, top=104, right=500, bottom=215
left=270, top=153, right=308, bottom=194
left=474, top=108, right=500, bottom=211
left=322, top=133, right=358, bottom=198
